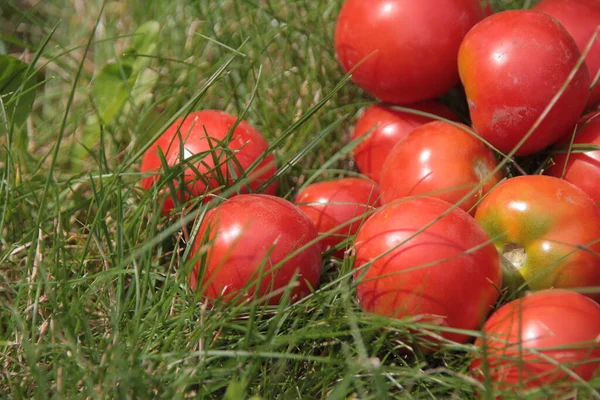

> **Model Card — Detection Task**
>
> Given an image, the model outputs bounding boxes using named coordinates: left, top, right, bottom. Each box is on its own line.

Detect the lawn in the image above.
left=0, top=0, right=597, bottom=398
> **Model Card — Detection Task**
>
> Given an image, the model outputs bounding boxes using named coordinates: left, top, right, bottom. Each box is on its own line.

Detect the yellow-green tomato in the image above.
left=474, top=175, right=600, bottom=302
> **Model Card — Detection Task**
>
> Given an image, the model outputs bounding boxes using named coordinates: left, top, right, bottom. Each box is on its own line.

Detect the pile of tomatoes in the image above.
left=139, top=0, right=600, bottom=397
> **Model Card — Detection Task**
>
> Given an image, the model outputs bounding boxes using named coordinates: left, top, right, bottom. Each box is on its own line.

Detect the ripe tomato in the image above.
left=353, top=197, right=502, bottom=345
left=294, top=177, right=381, bottom=258
left=470, top=289, right=600, bottom=397
left=534, top=0, right=600, bottom=109
left=474, top=175, right=600, bottom=302
left=188, top=194, right=322, bottom=305
left=140, top=110, right=278, bottom=215
left=458, top=10, right=590, bottom=155
left=334, top=0, right=485, bottom=104
left=379, top=121, right=503, bottom=214
left=351, top=102, right=459, bottom=183
left=546, top=114, right=600, bottom=205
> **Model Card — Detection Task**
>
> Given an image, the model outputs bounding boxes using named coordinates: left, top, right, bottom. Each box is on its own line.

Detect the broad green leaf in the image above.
left=0, top=40, right=6, bottom=55
left=131, top=67, right=158, bottom=106
left=126, top=20, right=160, bottom=72
left=91, top=62, right=134, bottom=124
left=0, top=54, right=38, bottom=128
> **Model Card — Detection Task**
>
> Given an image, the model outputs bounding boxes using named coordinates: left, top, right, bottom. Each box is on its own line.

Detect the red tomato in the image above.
left=534, top=0, right=600, bottom=109
left=334, top=0, right=485, bottom=104
left=546, top=115, right=600, bottom=204
left=470, top=289, right=600, bottom=397
left=294, top=177, right=381, bottom=258
left=458, top=10, right=590, bottom=155
left=353, top=197, right=502, bottom=345
left=379, top=121, right=503, bottom=214
left=188, top=194, right=322, bottom=305
left=474, top=175, right=600, bottom=302
left=140, top=110, right=278, bottom=215
left=351, top=102, right=459, bottom=183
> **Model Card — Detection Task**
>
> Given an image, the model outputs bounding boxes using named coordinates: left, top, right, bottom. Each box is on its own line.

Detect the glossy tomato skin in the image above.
left=470, top=289, right=600, bottom=396
left=379, top=121, right=503, bottom=214
left=546, top=115, right=600, bottom=204
left=475, top=175, right=600, bottom=301
left=353, top=197, right=502, bottom=345
left=294, top=177, right=381, bottom=258
left=140, top=110, right=278, bottom=215
left=334, top=0, right=485, bottom=104
left=189, top=194, right=322, bottom=305
left=351, top=102, right=459, bottom=183
left=534, top=0, right=600, bottom=109
left=458, top=10, right=590, bottom=155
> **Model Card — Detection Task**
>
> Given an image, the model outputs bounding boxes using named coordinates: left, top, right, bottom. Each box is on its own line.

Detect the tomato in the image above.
left=534, top=0, right=600, bottom=109
left=351, top=102, right=459, bottom=183
left=379, top=120, right=503, bottom=215
left=458, top=10, right=590, bottom=156
left=546, top=114, right=600, bottom=205
left=353, top=197, right=502, bottom=345
left=188, top=194, right=322, bottom=305
left=474, top=175, right=600, bottom=301
left=294, top=177, right=381, bottom=258
left=334, top=0, right=485, bottom=104
left=470, top=289, right=600, bottom=397
left=140, top=110, right=278, bottom=215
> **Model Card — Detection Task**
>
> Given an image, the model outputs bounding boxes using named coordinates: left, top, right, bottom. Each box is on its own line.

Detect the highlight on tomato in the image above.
left=140, top=110, right=278, bottom=215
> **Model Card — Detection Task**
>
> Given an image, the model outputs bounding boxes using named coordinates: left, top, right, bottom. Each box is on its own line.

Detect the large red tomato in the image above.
left=534, top=0, right=600, bottom=109
left=379, top=121, right=503, bottom=214
left=353, top=197, right=502, bottom=345
left=458, top=10, right=590, bottom=155
left=294, top=177, right=381, bottom=258
left=470, top=289, right=600, bottom=397
left=351, top=102, right=458, bottom=183
left=140, top=110, right=278, bottom=215
left=188, top=194, right=322, bottom=305
left=474, top=175, right=600, bottom=302
left=334, top=0, right=486, bottom=104
left=546, top=114, right=600, bottom=204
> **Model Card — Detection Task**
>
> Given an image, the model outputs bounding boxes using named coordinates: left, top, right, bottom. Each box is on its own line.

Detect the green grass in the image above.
left=1, top=0, right=598, bottom=398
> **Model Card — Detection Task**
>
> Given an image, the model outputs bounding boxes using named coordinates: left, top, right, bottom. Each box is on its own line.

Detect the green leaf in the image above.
left=91, top=62, right=134, bottom=124
left=0, top=54, right=38, bottom=128
left=131, top=67, right=158, bottom=106
left=0, top=40, right=6, bottom=55
left=224, top=379, right=247, bottom=400
left=126, top=20, right=160, bottom=72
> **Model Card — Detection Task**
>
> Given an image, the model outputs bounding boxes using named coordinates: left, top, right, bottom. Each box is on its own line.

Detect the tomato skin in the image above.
left=351, top=102, right=458, bottom=183
left=458, top=10, right=590, bottom=155
left=470, top=289, right=600, bottom=396
left=334, top=0, right=485, bottom=104
left=546, top=115, right=600, bottom=204
left=294, top=177, right=381, bottom=258
left=353, top=197, right=502, bottom=345
left=534, top=0, right=600, bottom=109
left=379, top=121, right=503, bottom=214
left=474, top=175, right=600, bottom=301
left=140, top=110, right=278, bottom=215
left=188, top=194, right=322, bottom=305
